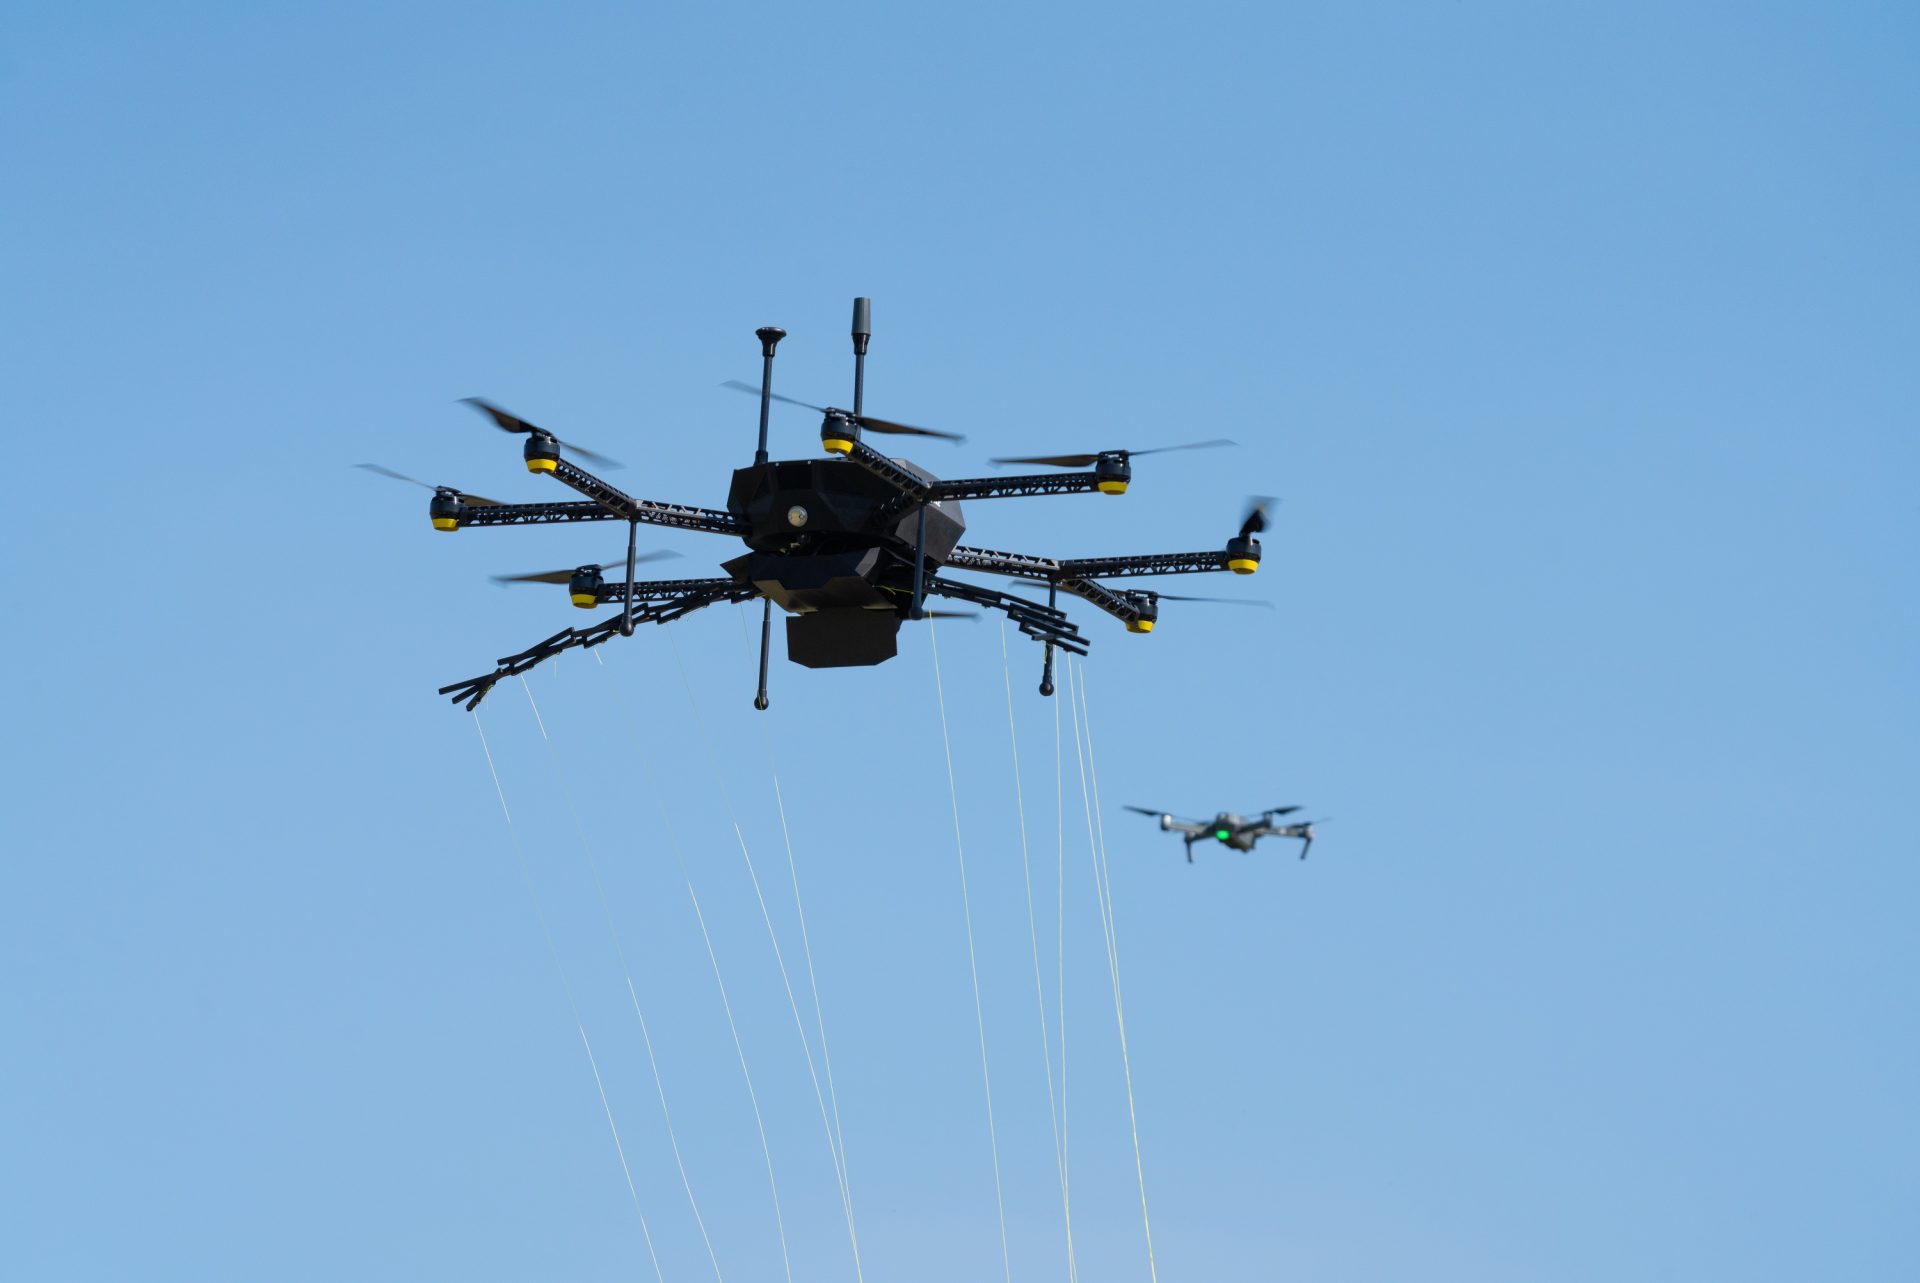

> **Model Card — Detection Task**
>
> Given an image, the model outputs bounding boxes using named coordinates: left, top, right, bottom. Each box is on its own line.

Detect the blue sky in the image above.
left=3, top=3, right=1915, bottom=1280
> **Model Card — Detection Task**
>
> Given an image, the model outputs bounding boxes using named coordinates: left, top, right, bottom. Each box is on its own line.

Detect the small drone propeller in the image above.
left=991, top=439, right=1235, bottom=468
left=720, top=380, right=966, bottom=442
left=355, top=463, right=503, bottom=506
left=1240, top=495, right=1275, bottom=538
left=461, top=398, right=625, bottom=470
left=490, top=550, right=682, bottom=585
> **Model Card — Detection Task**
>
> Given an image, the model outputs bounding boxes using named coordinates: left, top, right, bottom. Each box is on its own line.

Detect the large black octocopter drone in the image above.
left=369, top=300, right=1275, bottom=711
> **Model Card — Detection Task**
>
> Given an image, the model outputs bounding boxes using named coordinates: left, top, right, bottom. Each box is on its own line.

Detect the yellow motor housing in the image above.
left=1228, top=557, right=1259, bottom=575
left=822, top=438, right=854, bottom=456
left=1096, top=479, right=1129, bottom=495
left=570, top=592, right=598, bottom=609
left=526, top=457, right=559, bottom=474
left=431, top=517, right=460, bottom=531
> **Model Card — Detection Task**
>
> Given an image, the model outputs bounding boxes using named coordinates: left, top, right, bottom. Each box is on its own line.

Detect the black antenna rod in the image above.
left=753, top=597, right=773, bottom=711
left=851, top=297, right=871, bottom=419
left=753, top=325, right=786, bottom=465
left=621, top=519, right=638, bottom=636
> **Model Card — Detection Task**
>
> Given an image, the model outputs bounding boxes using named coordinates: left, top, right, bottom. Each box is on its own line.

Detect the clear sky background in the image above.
left=3, top=3, right=1915, bottom=1280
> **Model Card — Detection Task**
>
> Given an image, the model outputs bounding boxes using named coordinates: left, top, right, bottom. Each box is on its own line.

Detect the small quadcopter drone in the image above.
left=364, top=299, right=1276, bottom=711
left=1125, top=805, right=1326, bottom=862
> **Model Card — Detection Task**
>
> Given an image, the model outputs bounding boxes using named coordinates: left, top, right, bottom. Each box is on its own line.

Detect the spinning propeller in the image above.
left=990, top=439, right=1234, bottom=468
left=490, top=550, right=682, bottom=585
left=461, top=398, right=624, bottom=470
left=720, top=380, right=966, bottom=442
left=355, top=463, right=502, bottom=506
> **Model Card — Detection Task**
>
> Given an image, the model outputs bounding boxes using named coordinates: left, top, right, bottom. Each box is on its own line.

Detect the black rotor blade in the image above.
left=993, top=438, right=1235, bottom=468
left=1240, top=495, right=1275, bottom=538
left=461, top=398, right=624, bottom=471
left=1129, top=438, right=1236, bottom=457
left=490, top=569, right=575, bottom=586
left=354, top=463, right=503, bottom=507
left=720, top=380, right=827, bottom=414
left=723, top=381, right=963, bottom=442
left=601, top=549, right=682, bottom=570
left=490, top=549, right=680, bottom=586
left=855, top=414, right=965, bottom=443
left=560, top=440, right=625, bottom=470
left=1152, top=593, right=1274, bottom=607
left=992, top=452, right=1101, bottom=468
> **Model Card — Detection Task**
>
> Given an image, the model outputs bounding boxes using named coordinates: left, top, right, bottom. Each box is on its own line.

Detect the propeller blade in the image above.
left=1152, top=593, right=1274, bottom=608
left=1240, top=495, right=1275, bottom=538
left=462, top=397, right=540, bottom=435
left=1129, top=438, right=1236, bottom=457
left=993, top=439, right=1235, bottom=468
left=354, top=463, right=503, bottom=507
left=490, top=549, right=681, bottom=586
left=723, top=382, right=964, bottom=442
left=721, top=380, right=827, bottom=414
left=461, top=398, right=623, bottom=470
left=992, top=452, right=1101, bottom=468
left=561, top=440, right=625, bottom=470
left=855, top=414, right=965, bottom=443
left=355, top=462, right=432, bottom=489
left=490, top=569, right=575, bottom=585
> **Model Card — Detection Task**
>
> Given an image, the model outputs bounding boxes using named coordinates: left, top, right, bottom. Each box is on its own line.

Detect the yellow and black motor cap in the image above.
left=1226, top=495, right=1273, bottom=574
left=820, top=409, right=857, bottom=456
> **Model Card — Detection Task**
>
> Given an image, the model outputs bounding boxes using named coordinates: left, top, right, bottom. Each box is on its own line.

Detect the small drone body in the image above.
left=1126, top=805, right=1325, bottom=862
left=364, top=299, right=1275, bottom=711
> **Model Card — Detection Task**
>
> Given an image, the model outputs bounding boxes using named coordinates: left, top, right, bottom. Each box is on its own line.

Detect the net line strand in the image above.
left=927, top=615, right=1015, bottom=1283
left=1066, top=661, right=1160, bottom=1283
left=469, top=711, right=667, bottom=1283
left=664, top=623, right=866, bottom=1279
left=1056, top=656, right=1077, bottom=1283
left=999, top=623, right=1079, bottom=1281
left=728, top=609, right=863, bottom=1272
left=519, top=677, right=727, bottom=1283
left=587, top=651, right=796, bottom=1283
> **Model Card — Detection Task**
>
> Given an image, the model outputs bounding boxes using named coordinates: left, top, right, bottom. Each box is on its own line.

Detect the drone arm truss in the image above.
left=843, top=440, right=933, bottom=501
left=454, top=500, right=627, bottom=528
left=547, top=458, right=748, bottom=537
left=593, top=575, right=750, bottom=605
left=928, top=472, right=1102, bottom=503
left=438, top=582, right=759, bottom=710
left=922, top=575, right=1089, bottom=656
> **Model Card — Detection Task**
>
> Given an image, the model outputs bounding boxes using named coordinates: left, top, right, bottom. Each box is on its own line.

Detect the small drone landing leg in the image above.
left=1038, top=582, right=1058, bottom=696
left=753, top=598, right=773, bottom=711
left=621, top=519, right=638, bottom=636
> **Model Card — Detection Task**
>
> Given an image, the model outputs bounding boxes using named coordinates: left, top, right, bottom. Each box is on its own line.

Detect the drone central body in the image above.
left=367, top=300, right=1274, bottom=711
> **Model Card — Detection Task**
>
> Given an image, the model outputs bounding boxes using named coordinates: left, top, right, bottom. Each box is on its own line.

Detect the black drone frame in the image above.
left=426, top=300, right=1267, bottom=711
